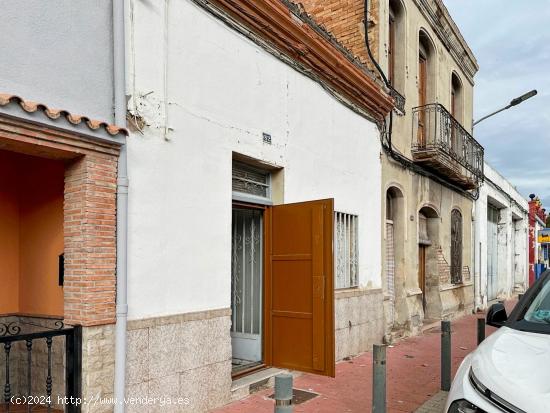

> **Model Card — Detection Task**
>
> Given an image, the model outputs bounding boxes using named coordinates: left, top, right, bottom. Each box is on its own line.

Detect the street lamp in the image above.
left=473, top=89, right=538, bottom=126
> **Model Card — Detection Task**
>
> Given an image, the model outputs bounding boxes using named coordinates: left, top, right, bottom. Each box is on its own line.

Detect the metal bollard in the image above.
left=372, top=344, right=387, bottom=413
left=477, top=318, right=485, bottom=345
left=274, top=374, right=293, bottom=413
left=441, top=320, right=451, bottom=391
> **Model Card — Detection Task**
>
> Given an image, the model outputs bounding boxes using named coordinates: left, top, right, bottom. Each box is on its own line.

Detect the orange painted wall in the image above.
left=0, top=150, right=64, bottom=317
left=0, top=151, right=20, bottom=313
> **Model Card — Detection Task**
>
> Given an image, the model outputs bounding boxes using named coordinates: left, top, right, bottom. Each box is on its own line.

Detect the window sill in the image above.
left=335, top=287, right=382, bottom=299
left=440, top=282, right=473, bottom=292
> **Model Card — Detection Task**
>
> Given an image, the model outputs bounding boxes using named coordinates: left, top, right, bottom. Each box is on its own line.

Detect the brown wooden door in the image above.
left=418, top=246, right=426, bottom=311
left=418, top=54, right=427, bottom=146
left=451, top=88, right=457, bottom=151
left=264, top=199, right=335, bottom=377
left=388, top=14, right=396, bottom=86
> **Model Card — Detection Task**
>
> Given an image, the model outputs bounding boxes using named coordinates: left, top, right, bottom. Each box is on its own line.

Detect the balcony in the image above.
left=411, top=103, right=484, bottom=190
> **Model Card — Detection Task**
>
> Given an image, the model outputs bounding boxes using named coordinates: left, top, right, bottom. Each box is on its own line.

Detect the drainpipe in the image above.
left=113, top=0, right=129, bottom=411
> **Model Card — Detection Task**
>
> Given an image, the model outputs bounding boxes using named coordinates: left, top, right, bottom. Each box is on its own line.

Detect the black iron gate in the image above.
left=0, top=319, right=81, bottom=413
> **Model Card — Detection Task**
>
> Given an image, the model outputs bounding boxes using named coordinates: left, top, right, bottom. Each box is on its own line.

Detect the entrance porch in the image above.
left=0, top=97, right=125, bottom=412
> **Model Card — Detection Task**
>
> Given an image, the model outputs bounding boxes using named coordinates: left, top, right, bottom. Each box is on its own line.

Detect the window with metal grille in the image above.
left=232, top=161, right=270, bottom=200
left=451, top=209, right=463, bottom=284
left=334, top=212, right=359, bottom=289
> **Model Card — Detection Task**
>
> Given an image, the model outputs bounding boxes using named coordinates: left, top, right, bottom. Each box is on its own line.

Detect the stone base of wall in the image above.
left=125, top=308, right=232, bottom=413
left=81, top=324, right=116, bottom=413
left=440, top=284, right=474, bottom=320
left=335, top=288, right=384, bottom=360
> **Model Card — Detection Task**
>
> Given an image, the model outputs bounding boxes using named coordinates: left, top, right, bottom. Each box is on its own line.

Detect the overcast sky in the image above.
left=445, top=0, right=550, bottom=205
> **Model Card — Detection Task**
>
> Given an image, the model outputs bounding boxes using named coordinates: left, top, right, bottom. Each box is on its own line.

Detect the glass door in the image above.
left=231, top=208, right=263, bottom=373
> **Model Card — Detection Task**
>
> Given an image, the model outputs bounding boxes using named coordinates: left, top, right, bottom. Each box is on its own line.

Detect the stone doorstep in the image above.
left=230, top=367, right=298, bottom=402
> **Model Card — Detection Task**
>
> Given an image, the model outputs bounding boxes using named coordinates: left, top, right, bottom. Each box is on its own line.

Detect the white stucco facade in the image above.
left=474, top=162, right=528, bottom=310
left=125, top=0, right=382, bottom=321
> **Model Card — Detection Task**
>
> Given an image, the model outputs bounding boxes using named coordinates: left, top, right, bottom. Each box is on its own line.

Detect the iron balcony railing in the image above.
left=390, top=87, right=406, bottom=115
left=412, top=103, right=484, bottom=188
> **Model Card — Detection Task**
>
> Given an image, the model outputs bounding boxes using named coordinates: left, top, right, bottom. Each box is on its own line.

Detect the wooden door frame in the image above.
left=418, top=245, right=427, bottom=311
left=388, top=11, right=396, bottom=86
left=418, top=52, right=428, bottom=147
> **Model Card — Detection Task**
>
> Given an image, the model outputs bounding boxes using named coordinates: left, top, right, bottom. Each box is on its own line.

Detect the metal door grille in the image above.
left=231, top=209, right=262, bottom=335
left=232, top=161, right=270, bottom=199
left=450, top=209, right=463, bottom=284
left=335, top=212, right=359, bottom=289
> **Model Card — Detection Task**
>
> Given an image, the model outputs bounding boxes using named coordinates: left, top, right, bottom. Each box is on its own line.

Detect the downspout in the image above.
left=113, top=0, right=129, bottom=411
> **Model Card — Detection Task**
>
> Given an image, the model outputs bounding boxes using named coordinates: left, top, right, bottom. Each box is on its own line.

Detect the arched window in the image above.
left=451, top=209, right=463, bottom=284
left=418, top=30, right=436, bottom=145
left=388, top=0, right=405, bottom=93
left=451, top=72, right=463, bottom=123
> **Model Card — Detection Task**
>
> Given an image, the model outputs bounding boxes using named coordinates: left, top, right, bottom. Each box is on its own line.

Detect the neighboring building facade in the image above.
left=377, top=0, right=482, bottom=339
left=299, top=0, right=482, bottom=338
left=123, top=0, right=392, bottom=410
left=474, top=162, right=528, bottom=310
left=528, top=195, right=549, bottom=286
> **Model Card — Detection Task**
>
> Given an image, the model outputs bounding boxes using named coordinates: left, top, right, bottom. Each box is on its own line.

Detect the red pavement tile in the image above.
left=213, top=300, right=517, bottom=413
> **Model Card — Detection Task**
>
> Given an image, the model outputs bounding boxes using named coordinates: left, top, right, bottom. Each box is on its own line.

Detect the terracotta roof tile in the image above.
left=0, top=93, right=128, bottom=136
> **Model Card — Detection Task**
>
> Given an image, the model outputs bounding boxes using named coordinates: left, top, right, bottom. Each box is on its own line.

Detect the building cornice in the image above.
left=415, top=0, right=479, bottom=83
left=192, top=0, right=394, bottom=121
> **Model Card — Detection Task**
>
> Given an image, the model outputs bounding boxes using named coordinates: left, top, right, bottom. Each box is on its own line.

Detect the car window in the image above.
left=524, top=279, right=550, bottom=324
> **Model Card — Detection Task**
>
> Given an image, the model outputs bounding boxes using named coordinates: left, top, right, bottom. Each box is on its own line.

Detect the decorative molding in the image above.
left=335, top=287, right=383, bottom=299
left=192, top=0, right=394, bottom=121
left=440, top=282, right=473, bottom=292
left=414, top=0, right=478, bottom=83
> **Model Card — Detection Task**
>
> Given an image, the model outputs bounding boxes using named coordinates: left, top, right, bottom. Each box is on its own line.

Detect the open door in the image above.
left=264, top=199, right=335, bottom=377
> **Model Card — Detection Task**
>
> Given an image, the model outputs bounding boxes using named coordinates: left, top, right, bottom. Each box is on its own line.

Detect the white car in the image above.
left=445, top=271, right=550, bottom=413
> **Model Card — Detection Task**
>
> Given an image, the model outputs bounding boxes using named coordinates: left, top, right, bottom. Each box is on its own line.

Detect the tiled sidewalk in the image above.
left=213, top=301, right=517, bottom=413
left=414, top=391, right=448, bottom=413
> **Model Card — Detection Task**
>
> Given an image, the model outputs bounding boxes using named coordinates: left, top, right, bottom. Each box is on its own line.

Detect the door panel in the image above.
left=418, top=54, right=427, bottom=146
left=265, top=199, right=335, bottom=377
left=418, top=246, right=426, bottom=311
left=231, top=208, right=263, bottom=364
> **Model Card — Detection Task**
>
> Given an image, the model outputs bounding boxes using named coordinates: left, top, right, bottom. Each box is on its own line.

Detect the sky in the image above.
left=445, top=0, right=550, bottom=206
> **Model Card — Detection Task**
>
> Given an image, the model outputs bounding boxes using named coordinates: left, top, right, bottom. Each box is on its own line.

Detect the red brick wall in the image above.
left=0, top=115, right=120, bottom=326
left=64, top=154, right=118, bottom=326
left=299, top=0, right=380, bottom=66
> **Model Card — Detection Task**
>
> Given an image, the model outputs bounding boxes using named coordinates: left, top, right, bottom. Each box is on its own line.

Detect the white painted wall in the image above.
left=125, top=0, right=382, bottom=320
left=474, top=162, right=528, bottom=309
